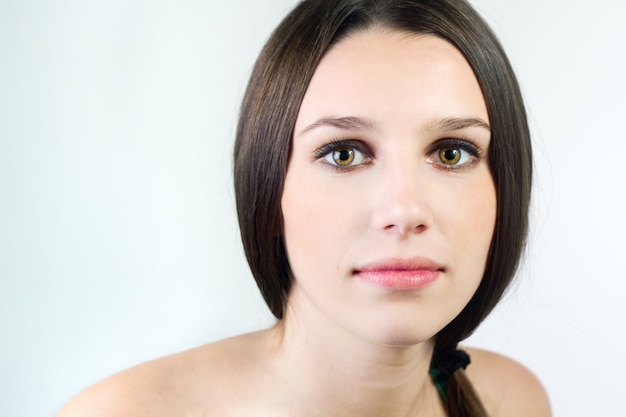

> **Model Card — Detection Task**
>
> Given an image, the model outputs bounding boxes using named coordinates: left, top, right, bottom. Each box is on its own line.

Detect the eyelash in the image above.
left=313, top=137, right=484, bottom=171
left=313, top=139, right=372, bottom=171
left=426, top=138, right=484, bottom=171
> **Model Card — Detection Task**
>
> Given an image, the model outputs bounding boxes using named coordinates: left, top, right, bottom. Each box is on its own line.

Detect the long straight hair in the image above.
left=234, top=1, right=532, bottom=415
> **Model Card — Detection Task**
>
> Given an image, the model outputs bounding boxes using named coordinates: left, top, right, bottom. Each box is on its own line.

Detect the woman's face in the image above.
left=281, top=29, right=496, bottom=346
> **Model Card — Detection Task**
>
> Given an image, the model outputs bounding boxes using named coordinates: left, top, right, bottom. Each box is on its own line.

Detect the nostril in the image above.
left=383, top=222, right=427, bottom=235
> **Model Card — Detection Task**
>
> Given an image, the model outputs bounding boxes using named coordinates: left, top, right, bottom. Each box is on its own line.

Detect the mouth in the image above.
left=353, top=257, right=444, bottom=290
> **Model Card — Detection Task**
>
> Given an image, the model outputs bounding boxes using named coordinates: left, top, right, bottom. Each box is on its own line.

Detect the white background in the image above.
left=1, top=1, right=625, bottom=416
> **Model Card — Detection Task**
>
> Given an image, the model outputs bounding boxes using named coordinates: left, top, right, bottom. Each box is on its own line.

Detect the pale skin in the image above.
left=58, top=28, right=551, bottom=417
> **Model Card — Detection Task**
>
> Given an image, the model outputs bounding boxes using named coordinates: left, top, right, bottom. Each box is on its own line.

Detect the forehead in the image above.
left=295, top=28, right=488, bottom=131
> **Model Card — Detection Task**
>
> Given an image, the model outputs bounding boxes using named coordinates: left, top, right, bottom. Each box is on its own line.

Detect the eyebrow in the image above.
left=297, top=116, right=377, bottom=136
left=424, top=117, right=491, bottom=133
left=296, top=115, right=491, bottom=137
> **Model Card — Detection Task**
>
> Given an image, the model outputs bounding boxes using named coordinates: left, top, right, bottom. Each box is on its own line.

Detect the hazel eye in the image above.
left=426, top=139, right=481, bottom=170
left=322, top=145, right=366, bottom=167
left=439, top=147, right=464, bottom=165
left=332, top=148, right=355, bottom=166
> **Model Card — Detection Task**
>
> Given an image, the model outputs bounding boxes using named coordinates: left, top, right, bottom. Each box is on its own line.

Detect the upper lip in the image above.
left=353, top=257, right=444, bottom=273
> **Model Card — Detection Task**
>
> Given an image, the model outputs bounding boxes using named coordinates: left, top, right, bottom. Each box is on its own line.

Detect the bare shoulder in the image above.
left=57, top=331, right=273, bottom=417
left=462, top=347, right=551, bottom=417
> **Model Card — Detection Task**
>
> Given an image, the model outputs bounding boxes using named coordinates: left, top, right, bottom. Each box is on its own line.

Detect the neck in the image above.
left=268, top=300, right=443, bottom=417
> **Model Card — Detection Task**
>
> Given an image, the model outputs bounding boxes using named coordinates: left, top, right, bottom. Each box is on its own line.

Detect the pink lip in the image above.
left=353, top=257, right=443, bottom=290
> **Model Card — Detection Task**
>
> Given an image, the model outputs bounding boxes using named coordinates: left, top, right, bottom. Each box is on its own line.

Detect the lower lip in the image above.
left=355, top=270, right=440, bottom=290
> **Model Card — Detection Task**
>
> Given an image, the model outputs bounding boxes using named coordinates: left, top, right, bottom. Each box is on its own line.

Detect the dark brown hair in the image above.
left=234, top=1, right=531, bottom=415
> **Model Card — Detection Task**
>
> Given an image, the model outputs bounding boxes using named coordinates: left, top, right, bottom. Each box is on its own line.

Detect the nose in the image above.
left=369, top=161, right=433, bottom=238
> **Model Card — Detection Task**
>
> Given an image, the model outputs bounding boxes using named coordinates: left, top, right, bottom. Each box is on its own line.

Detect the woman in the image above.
left=59, top=0, right=551, bottom=416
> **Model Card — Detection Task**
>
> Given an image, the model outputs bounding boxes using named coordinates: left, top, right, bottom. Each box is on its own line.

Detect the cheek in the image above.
left=452, top=181, right=496, bottom=277
left=432, top=173, right=496, bottom=266
left=440, top=168, right=495, bottom=229
left=431, top=177, right=496, bottom=318
left=281, top=177, right=348, bottom=275
left=282, top=169, right=368, bottom=253
left=465, top=188, right=497, bottom=239
left=473, top=181, right=497, bottom=238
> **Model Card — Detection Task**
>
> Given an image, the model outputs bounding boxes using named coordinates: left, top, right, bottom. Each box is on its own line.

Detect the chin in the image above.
left=352, top=303, right=465, bottom=350
left=356, top=318, right=442, bottom=349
